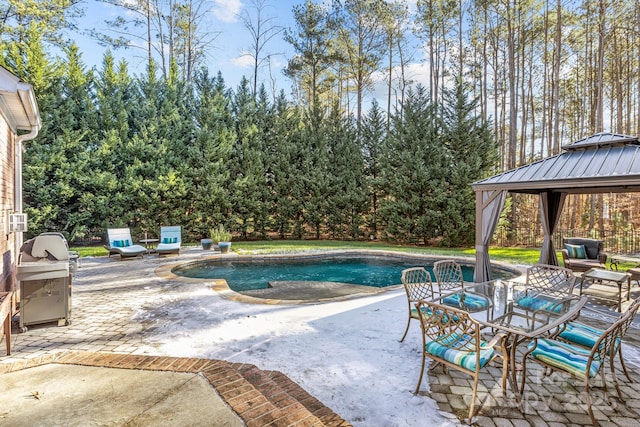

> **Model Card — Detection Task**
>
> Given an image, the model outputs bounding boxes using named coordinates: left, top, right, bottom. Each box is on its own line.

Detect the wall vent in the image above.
left=8, top=213, right=27, bottom=233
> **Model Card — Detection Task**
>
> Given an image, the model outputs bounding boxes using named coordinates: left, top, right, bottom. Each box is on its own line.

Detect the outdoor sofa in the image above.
left=561, top=237, right=607, bottom=272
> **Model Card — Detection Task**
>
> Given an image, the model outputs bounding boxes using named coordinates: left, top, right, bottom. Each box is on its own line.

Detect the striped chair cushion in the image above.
left=442, top=293, right=489, bottom=310
left=558, top=322, right=621, bottom=351
left=162, top=237, right=178, bottom=244
left=409, top=306, right=428, bottom=319
left=528, top=338, right=600, bottom=379
left=113, top=239, right=130, bottom=248
left=517, top=296, right=563, bottom=313
left=425, top=334, right=495, bottom=371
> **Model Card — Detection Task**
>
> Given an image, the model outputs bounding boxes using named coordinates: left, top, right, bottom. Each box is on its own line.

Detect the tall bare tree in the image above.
left=415, top=0, right=459, bottom=105
left=381, top=0, right=411, bottom=124
left=92, top=0, right=217, bottom=79
left=239, top=0, right=283, bottom=99
left=173, top=0, right=219, bottom=82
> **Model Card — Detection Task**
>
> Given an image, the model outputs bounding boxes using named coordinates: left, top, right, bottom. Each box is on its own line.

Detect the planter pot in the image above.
left=201, top=238, right=213, bottom=250
left=218, top=242, right=232, bottom=253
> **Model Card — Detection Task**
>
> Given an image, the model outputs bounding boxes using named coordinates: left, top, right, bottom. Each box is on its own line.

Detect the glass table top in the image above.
left=435, top=280, right=588, bottom=337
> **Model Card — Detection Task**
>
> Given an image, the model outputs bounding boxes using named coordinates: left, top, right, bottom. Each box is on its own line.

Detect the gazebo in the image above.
left=471, top=132, right=640, bottom=283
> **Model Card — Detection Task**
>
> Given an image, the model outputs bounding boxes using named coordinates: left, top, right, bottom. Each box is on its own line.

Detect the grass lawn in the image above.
left=71, top=240, right=549, bottom=267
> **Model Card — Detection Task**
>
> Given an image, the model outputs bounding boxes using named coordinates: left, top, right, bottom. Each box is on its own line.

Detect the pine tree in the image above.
left=21, top=41, right=98, bottom=240
left=228, top=78, right=270, bottom=239
left=380, top=86, right=446, bottom=244
left=269, top=93, right=304, bottom=238
left=186, top=69, right=234, bottom=240
left=438, top=79, right=498, bottom=245
left=324, top=106, right=364, bottom=238
left=360, top=100, right=387, bottom=236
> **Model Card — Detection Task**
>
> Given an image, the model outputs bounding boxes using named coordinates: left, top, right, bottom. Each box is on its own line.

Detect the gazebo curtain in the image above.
left=538, top=191, right=566, bottom=266
left=474, top=189, right=507, bottom=282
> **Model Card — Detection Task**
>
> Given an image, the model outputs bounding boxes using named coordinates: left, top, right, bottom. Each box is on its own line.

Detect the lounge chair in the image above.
left=104, top=228, right=146, bottom=259
left=156, top=226, right=181, bottom=255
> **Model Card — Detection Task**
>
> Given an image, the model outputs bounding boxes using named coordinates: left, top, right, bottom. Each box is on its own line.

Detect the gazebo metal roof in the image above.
left=472, top=132, right=640, bottom=194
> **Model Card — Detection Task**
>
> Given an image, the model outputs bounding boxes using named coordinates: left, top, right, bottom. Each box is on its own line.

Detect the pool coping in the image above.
left=154, top=249, right=525, bottom=305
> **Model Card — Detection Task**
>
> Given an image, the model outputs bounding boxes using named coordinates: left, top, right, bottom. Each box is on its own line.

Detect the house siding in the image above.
left=0, top=116, right=17, bottom=294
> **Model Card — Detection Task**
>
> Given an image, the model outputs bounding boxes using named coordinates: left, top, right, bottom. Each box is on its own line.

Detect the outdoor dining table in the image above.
left=433, top=281, right=588, bottom=408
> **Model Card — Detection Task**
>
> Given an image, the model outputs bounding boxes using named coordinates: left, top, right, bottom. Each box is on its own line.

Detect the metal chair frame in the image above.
left=399, top=267, right=435, bottom=342
left=414, top=300, right=504, bottom=424
left=556, top=297, right=640, bottom=383
left=433, top=260, right=465, bottom=295
left=525, top=263, right=576, bottom=297
left=433, top=259, right=492, bottom=320
left=521, top=297, right=640, bottom=426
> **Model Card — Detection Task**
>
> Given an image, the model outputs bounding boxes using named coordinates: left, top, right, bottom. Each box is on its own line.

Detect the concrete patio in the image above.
left=1, top=248, right=640, bottom=426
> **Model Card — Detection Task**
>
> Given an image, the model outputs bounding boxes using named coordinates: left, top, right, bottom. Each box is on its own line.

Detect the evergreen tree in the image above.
left=252, top=86, right=278, bottom=238
left=360, top=100, right=387, bottom=236
left=20, top=40, right=98, bottom=241
left=324, top=106, right=364, bottom=238
left=95, top=52, right=134, bottom=142
left=269, top=92, right=304, bottom=238
left=302, top=105, right=331, bottom=239
left=438, top=79, right=498, bottom=245
left=380, top=86, right=446, bottom=244
left=91, top=52, right=136, bottom=233
left=187, top=69, right=234, bottom=240
left=229, top=78, right=270, bottom=239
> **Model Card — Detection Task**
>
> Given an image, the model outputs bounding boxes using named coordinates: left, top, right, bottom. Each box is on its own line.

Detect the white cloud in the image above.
left=230, top=53, right=254, bottom=68
left=212, top=0, right=242, bottom=23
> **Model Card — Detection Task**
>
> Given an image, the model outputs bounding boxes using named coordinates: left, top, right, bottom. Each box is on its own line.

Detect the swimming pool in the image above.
left=171, top=253, right=518, bottom=292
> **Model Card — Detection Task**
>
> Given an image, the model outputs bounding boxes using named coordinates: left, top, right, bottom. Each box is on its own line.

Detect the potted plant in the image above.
left=211, top=224, right=232, bottom=253
left=200, top=238, right=213, bottom=250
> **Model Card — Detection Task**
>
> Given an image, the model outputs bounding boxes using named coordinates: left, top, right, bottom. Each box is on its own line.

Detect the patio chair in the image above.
left=156, top=226, right=182, bottom=255
left=104, top=228, right=146, bottom=259
left=557, top=297, right=640, bottom=383
left=433, top=260, right=490, bottom=313
left=520, top=296, right=640, bottom=426
left=399, top=267, right=435, bottom=342
left=414, top=300, right=505, bottom=424
left=517, top=264, right=576, bottom=315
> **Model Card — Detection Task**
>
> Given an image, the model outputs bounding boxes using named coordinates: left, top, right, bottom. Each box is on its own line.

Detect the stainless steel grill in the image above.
left=17, top=233, right=72, bottom=332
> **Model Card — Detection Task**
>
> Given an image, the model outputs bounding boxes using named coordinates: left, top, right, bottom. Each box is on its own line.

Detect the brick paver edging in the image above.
left=0, top=351, right=352, bottom=427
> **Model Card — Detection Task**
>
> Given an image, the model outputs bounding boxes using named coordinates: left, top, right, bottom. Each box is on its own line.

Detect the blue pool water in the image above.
left=172, top=256, right=516, bottom=292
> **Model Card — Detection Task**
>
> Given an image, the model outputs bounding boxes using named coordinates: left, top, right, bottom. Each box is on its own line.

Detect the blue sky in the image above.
left=74, top=0, right=299, bottom=93
left=73, top=0, right=427, bottom=110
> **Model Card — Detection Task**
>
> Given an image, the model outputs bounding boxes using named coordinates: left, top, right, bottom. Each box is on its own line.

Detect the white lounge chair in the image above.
left=156, top=226, right=181, bottom=255
left=104, top=228, right=146, bottom=259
